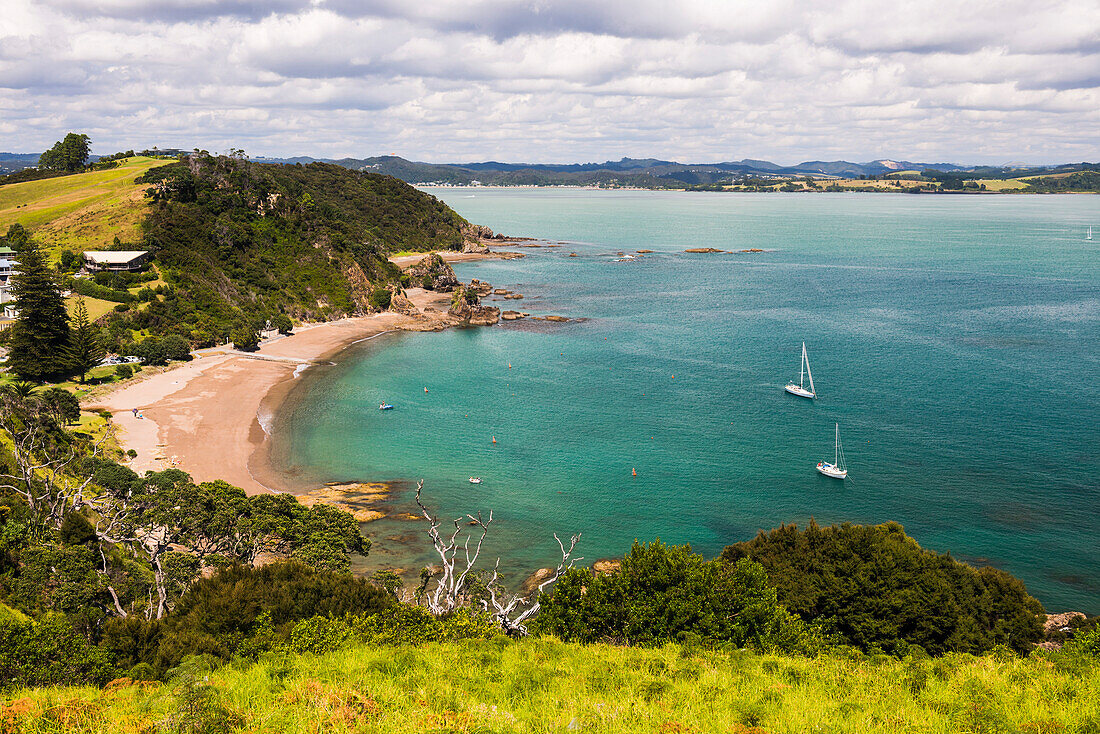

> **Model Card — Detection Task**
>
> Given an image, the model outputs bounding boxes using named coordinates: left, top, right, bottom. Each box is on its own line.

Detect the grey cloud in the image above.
left=40, top=0, right=311, bottom=22
left=2, top=0, right=1097, bottom=163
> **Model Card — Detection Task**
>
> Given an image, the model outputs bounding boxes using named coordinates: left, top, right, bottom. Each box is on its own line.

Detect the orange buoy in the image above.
left=492, top=436, right=497, bottom=444
left=508, top=362, right=512, bottom=369
left=632, top=467, right=637, bottom=476
left=424, top=387, right=428, bottom=393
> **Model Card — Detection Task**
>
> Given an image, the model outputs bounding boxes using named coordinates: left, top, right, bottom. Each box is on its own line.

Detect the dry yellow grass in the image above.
left=976, top=178, right=1029, bottom=191
left=0, top=157, right=166, bottom=253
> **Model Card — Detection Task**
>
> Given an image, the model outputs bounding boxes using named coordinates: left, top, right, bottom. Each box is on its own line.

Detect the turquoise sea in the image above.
left=271, top=190, right=1100, bottom=613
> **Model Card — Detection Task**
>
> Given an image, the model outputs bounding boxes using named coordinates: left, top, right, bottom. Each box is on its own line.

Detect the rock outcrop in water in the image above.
left=449, top=284, right=501, bottom=325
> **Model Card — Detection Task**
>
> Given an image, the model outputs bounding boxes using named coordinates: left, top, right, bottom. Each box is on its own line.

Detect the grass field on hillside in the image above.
left=0, top=157, right=166, bottom=253
left=976, top=178, right=1030, bottom=191
left=3, top=639, right=1097, bottom=734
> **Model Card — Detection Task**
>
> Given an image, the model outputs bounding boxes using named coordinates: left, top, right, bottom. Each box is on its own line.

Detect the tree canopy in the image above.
left=38, top=133, right=92, bottom=172
left=6, top=227, right=72, bottom=381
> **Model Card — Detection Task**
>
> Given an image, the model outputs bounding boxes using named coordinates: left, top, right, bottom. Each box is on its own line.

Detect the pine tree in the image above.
left=6, top=232, right=72, bottom=381
left=68, top=297, right=105, bottom=383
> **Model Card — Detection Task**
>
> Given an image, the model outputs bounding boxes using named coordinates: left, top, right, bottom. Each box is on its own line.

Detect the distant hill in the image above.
left=249, top=155, right=1015, bottom=187
left=6, top=150, right=1098, bottom=190
left=0, top=152, right=42, bottom=175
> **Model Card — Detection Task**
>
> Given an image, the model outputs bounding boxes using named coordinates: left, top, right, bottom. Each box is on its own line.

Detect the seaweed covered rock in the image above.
left=407, top=254, right=460, bottom=292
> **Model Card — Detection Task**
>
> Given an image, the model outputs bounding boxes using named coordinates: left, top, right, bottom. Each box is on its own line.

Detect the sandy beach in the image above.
left=90, top=278, right=474, bottom=495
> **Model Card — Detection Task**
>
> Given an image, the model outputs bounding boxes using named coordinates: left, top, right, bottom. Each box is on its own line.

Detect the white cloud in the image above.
left=0, top=0, right=1096, bottom=163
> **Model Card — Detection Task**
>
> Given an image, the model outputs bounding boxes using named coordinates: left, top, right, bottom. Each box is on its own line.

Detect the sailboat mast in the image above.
left=805, top=345, right=815, bottom=396
left=834, top=423, right=839, bottom=465
left=800, top=343, right=806, bottom=388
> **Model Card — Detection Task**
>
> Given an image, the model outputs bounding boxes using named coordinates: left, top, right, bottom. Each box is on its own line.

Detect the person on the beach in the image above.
left=132, top=408, right=138, bottom=417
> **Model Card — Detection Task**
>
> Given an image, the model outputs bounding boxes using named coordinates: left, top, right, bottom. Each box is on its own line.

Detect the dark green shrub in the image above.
left=720, top=521, right=1044, bottom=655
left=152, top=562, right=393, bottom=669
left=368, top=288, right=392, bottom=311
left=231, top=326, right=259, bottom=352
left=535, top=540, right=815, bottom=652
left=115, top=363, right=133, bottom=378
left=272, top=313, right=293, bottom=335
left=38, top=387, right=80, bottom=425
left=0, top=614, right=114, bottom=690
left=161, top=334, right=192, bottom=361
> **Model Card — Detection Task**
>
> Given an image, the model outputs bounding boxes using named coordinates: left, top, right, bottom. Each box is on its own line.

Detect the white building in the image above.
left=83, top=250, right=151, bottom=272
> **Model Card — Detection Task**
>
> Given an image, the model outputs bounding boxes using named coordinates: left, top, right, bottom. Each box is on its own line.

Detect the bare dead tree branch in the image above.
left=415, top=479, right=493, bottom=615
left=484, top=532, right=581, bottom=636
left=414, top=480, right=579, bottom=635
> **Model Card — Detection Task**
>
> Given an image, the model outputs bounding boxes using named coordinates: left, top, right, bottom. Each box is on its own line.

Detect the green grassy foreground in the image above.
left=4, top=638, right=1097, bottom=733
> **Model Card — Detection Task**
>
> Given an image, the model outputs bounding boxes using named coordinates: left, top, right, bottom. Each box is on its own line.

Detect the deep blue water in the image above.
left=273, top=190, right=1100, bottom=613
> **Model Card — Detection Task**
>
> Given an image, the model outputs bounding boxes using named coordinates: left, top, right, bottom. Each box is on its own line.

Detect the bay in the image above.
left=271, top=189, right=1100, bottom=613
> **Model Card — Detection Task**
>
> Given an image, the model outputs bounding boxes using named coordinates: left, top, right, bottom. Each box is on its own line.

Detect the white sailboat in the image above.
left=1088, top=226, right=1093, bottom=241
left=784, top=342, right=816, bottom=399
left=816, top=423, right=848, bottom=479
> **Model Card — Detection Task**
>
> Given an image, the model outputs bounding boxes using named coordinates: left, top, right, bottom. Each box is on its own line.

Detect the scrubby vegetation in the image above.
left=720, top=522, right=1045, bottom=656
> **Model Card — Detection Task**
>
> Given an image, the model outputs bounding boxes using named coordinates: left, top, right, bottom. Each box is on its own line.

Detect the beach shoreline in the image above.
left=89, top=250, right=513, bottom=496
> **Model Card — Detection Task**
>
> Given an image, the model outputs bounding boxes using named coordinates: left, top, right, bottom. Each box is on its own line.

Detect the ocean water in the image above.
left=271, top=190, right=1100, bottom=613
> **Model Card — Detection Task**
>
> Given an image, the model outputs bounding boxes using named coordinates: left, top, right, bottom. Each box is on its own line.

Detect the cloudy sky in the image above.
left=2, top=0, right=1098, bottom=164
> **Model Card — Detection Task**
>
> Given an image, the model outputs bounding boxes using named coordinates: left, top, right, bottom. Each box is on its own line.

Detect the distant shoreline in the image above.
left=419, top=184, right=1097, bottom=195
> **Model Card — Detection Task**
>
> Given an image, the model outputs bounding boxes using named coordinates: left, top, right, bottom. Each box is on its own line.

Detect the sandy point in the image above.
left=89, top=290, right=453, bottom=495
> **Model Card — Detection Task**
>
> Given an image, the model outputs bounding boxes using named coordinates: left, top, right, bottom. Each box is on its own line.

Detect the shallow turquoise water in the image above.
left=273, top=190, right=1100, bottom=613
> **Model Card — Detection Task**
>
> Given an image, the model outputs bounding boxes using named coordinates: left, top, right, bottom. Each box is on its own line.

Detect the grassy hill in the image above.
left=0, top=157, right=165, bottom=253
left=4, top=638, right=1097, bottom=733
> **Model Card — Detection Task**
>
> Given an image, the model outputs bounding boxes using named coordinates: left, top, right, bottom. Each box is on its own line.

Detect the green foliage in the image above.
left=164, top=655, right=242, bottom=734
left=121, top=154, right=469, bottom=343
left=272, top=313, right=293, bottom=335
left=720, top=521, right=1044, bottom=655
left=38, top=133, right=92, bottom=172
left=148, top=562, right=393, bottom=670
left=58, top=249, right=81, bottom=272
left=231, top=325, right=259, bottom=352
left=1024, top=170, right=1100, bottom=192
left=286, top=605, right=500, bottom=655
left=127, top=334, right=190, bottom=365
left=38, top=387, right=80, bottom=425
left=535, top=540, right=816, bottom=652
left=69, top=276, right=136, bottom=303
left=0, top=613, right=113, bottom=689
left=368, top=287, right=392, bottom=311
left=115, top=363, right=133, bottom=379
left=1065, top=623, right=1100, bottom=657
left=6, top=228, right=73, bottom=381
left=68, top=297, right=106, bottom=382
